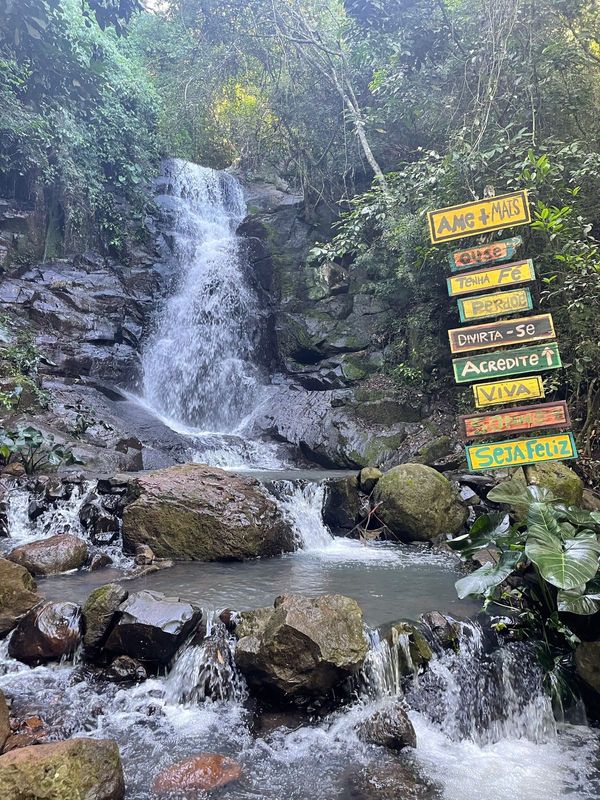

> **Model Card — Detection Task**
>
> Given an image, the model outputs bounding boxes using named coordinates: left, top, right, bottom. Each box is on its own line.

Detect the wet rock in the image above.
left=104, top=655, right=147, bottom=683
left=83, top=583, right=128, bottom=656
left=525, top=461, right=583, bottom=506
left=583, top=489, right=600, bottom=513
left=0, top=690, right=9, bottom=752
left=373, top=463, right=467, bottom=542
left=8, top=601, right=82, bottom=664
left=90, top=552, right=114, bottom=571
left=122, top=464, right=295, bottom=561
left=153, top=753, right=242, bottom=793
left=8, top=533, right=89, bottom=576
left=1, top=463, right=25, bottom=477
left=0, top=738, right=125, bottom=800
left=575, top=640, right=600, bottom=716
left=0, top=558, right=41, bottom=636
left=234, top=594, right=369, bottom=702
left=420, top=611, right=459, bottom=650
left=382, top=621, right=433, bottom=674
left=359, top=467, right=382, bottom=494
left=351, top=761, right=439, bottom=800
left=104, top=589, right=202, bottom=665
left=134, top=543, right=155, bottom=565
left=323, top=475, right=360, bottom=530
left=356, top=700, right=417, bottom=750
left=80, top=495, right=120, bottom=545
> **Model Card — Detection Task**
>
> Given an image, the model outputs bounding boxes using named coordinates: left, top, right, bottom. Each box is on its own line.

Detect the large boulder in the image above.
left=122, top=464, right=295, bottom=561
left=373, top=463, right=467, bottom=542
left=356, top=700, right=417, bottom=750
left=104, top=589, right=202, bottom=665
left=234, top=594, right=369, bottom=702
left=154, top=754, right=242, bottom=793
left=8, top=601, right=82, bottom=664
left=525, top=462, right=583, bottom=506
left=0, top=738, right=124, bottom=799
left=82, top=583, right=128, bottom=657
left=8, top=534, right=89, bottom=576
left=0, top=558, right=41, bottom=636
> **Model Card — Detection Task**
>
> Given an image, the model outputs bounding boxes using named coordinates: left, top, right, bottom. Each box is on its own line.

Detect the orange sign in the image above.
left=460, top=401, right=570, bottom=440
left=450, top=236, right=523, bottom=272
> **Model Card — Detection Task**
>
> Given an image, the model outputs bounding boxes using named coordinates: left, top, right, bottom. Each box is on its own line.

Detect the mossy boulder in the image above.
left=234, top=594, right=369, bottom=702
left=373, top=463, right=467, bottom=542
left=122, top=464, right=294, bottom=561
left=0, top=558, right=41, bottom=637
left=0, top=738, right=124, bottom=799
left=525, top=462, right=583, bottom=506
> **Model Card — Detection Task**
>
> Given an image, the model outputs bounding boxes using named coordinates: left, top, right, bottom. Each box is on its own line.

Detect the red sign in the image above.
left=460, top=401, right=570, bottom=441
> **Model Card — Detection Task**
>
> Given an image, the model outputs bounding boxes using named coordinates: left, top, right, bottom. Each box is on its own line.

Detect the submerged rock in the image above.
left=373, top=463, right=467, bottom=542
left=351, top=761, right=439, bottom=800
left=8, top=533, right=89, bottom=576
left=356, top=700, right=417, bottom=750
left=8, top=601, right=82, bottom=664
left=104, top=589, right=202, bottom=665
left=234, top=594, right=369, bottom=702
left=153, top=753, right=242, bottom=793
left=82, top=583, right=128, bottom=656
left=122, top=464, right=295, bottom=561
left=0, top=558, right=41, bottom=636
left=0, top=738, right=125, bottom=800
left=104, top=655, right=147, bottom=684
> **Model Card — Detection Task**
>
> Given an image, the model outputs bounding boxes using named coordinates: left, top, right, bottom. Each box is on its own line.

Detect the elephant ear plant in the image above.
left=449, top=474, right=600, bottom=641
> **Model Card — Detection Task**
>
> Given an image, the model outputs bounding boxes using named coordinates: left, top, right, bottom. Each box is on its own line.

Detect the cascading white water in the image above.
left=273, top=480, right=334, bottom=550
left=143, top=159, right=261, bottom=432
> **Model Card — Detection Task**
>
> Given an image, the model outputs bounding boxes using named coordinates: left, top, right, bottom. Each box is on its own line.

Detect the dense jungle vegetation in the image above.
left=2, top=0, right=600, bottom=457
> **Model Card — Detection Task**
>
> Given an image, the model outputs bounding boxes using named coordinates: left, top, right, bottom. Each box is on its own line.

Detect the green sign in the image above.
left=453, top=342, right=562, bottom=384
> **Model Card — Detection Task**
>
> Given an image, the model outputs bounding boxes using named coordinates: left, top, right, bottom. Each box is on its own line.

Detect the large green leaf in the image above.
left=448, top=512, right=510, bottom=560
left=526, top=529, right=600, bottom=590
left=526, top=501, right=563, bottom=543
left=557, top=578, right=600, bottom=615
left=487, top=476, right=556, bottom=512
left=455, top=551, right=521, bottom=599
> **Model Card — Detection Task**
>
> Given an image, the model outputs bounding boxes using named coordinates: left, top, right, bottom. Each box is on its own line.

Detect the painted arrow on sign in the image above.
left=453, top=342, right=562, bottom=384
left=448, top=313, right=555, bottom=354
left=460, top=401, right=570, bottom=440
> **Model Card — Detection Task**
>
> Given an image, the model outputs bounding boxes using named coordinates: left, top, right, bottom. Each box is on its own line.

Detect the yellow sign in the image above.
left=458, top=288, right=532, bottom=322
left=447, top=259, right=535, bottom=297
left=473, top=376, right=545, bottom=409
left=466, top=433, right=578, bottom=471
left=428, top=190, right=531, bottom=244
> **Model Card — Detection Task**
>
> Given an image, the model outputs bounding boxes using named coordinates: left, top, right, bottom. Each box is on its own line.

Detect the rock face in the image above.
left=0, top=690, right=10, bottom=752
left=0, top=558, right=41, bottom=636
left=525, top=461, right=583, bottom=506
left=104, top=589, right=202, bottom=664
left=82, top=583, right=128, bottom=656
left=373, top=463, right=467, bottom=542
left=322, top=475, right=360, bottom=530
left=575, top=640, right=600, bottom=717
left=122, top=464, right=295, bottom=561
left=8, top=534, right=88, bottom=576
left=234, top=594, right=369, bottom=702
left=153, top=754, right=242, bottom=793
left=0, top=738, right=124, bottom=800
left=8, top=601, right=82, bottom=664
left=356, top=701, right=417, bottom=750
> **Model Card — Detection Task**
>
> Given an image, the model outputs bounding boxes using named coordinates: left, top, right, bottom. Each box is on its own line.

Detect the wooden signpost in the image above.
left=447, top=259, right=535, bottom=297
left=428, top=190, right=531, bottom=245
left=453, top=343, right=561, bottom=384
left=428, top=187, right=577, bottom=471
left=448, top=313, right=555, bottom=354
left=457, top=288, right=532, bottom=322
left=466, top=432, right=578, bottom=471
left=449, top=236, right=523, bottom=271
left=460, top=401, right=570, bottom=440
left=472, top=376, right=545, bottom=409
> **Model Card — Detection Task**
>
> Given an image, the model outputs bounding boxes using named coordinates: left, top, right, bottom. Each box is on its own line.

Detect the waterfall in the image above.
left=5, top=482, right=95, bottom=545
left=270, top=480, right=333, bottom=550
left=143, top=159, right=262, bottom=433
